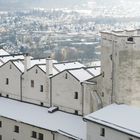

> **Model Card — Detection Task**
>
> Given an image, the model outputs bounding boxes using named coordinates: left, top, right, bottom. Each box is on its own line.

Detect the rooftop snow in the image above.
left=0, top=55, right=24, bottom=63
left=0, top=98, right=86, bottom=140
left=84, top=104, right=140, bottom=138
left=13, top=60, right=24, bottom=72
left=69, top=68, right=93, bottom=82
left=86, top=67, right=101, bottom=76
left=54, top=62, right=85, bottom=72
left=38, top=64, right=59, bottom=75
left=30, top=59, right=57, bottom=68
left=0, top=49, right=9, bottom=56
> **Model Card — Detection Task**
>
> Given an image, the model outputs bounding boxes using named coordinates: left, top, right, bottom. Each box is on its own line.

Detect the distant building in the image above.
left=84, top=104, right=140, bottom=140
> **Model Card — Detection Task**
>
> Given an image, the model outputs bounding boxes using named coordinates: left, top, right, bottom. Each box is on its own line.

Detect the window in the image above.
left=127, top=37, right=133, bottom=42
left=74, top=92, right=78, bottom=99
left=0, top=135, right=2, bottom=140
left=40, top=85, right=43, bottom=92
left=0, top=121, right=2, bottom=127
left=31, top=131, right=37, bottom=138
left=101, top=92, right=104, bottom=97
left=65, top=73, right=68, bottom=79
left=36, top=69, right=38, bottom=74
left=14, top=125, right=19, bottom=133
left=31, top=80, right=34, bottom=87
left=129, top=138, right=133, bottom=140
left=40, top=102, right=43, bottom=106
left=110, top=54, right=112, bottom=60
left=100, top=128, right=105, bottom=137
left=102, top=72, right=104, bottom=77
left=75, top=110, right=78, bottom=115
left=6, top=78, right=9, bottom=85
left=10, top=64, right=12, bottom=69
left=6, top=95, right=9, bottom=98
left=38, top=133, right=43, bottom=140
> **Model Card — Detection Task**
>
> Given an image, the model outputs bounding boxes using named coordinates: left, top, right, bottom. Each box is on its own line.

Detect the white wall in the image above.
left=0, top=117, right=53, bottom=140
left=0, top=61, right=21, bottom=100
left=22, top=66, right=49, bottom=106
left=51, top=71, right=83, bottom=115
left=87, top=121, right=139, bottom=140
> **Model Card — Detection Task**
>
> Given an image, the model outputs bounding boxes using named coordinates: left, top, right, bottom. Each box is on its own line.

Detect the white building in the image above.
left=100, top=29, right=140, bottom=107
left=51, top=67, right=101, bottom=115
left=0, top=60, right=24, bottom=100
left=0, top=97, right=86, bottom=140
left=84, top=104, right=140, bottom=140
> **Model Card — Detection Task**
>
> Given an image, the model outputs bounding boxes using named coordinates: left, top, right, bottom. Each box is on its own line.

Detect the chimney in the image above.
left=24, top=53, right=31, bottom=72
left=46, top=57, right=53, bottom=76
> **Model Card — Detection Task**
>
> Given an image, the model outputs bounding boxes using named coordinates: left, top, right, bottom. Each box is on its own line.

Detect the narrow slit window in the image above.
left=65, top=73, right=68, bottom=79
left=100, top=128, right=105, bottom=137
left=40, top=85, right=43, bottom=92
left=6, top=78, right=9, bottom=85
left=31, top=80, right=34, bottom=87
left=74, top=92, right=78, bottom=99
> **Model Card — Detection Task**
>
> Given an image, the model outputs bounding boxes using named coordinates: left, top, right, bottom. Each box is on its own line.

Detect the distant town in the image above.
left=0, top=0, right=140, bottom=65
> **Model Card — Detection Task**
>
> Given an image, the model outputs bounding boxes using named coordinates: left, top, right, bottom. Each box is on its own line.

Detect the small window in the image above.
left=74, top=92, right=78, bottom=99
left=110, top=54, right=112, bottom=60
left=40, top=102, right=43, bottom=106
left=65, top=73, right=68, bottom=79
left=6, top=95, right=9, bottom=98
left=10, top=64, right=12, bottom=69
left=36, top=69, right=38, bottom=74
left=102, top=72, right=104, bottom=77
left=75, top=110, right=78, bottom=115
left=127, top=37, right=133, bottom=42
left=38, top=133, right=43, bottom=140
left=6, top=78, right=9, bottom=85
left=100, top=128, right=105, bottom=137
left=32, top=131, right=37, bottom=138
left=40, top=85, right=43, bottom=92
left=0, top=135, right=2, bottom=140
left=14, top=125, right=19, bottom=133
left=101, top=92, right=104, bottom=97
left=129, top=138, right=133, bottom=140
left=31, top=80, right=34, bottom=87
left=0, top=121, right=2, bottom=127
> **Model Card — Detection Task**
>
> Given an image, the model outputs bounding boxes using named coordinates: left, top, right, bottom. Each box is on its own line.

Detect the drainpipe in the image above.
left=81, top=83, right=84, bottom=116
left=50, top=77, right=52, bottom=107
left=20, top=74, right=23, bottom=101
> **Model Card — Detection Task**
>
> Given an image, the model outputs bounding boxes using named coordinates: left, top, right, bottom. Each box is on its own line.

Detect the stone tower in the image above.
left=101, top=29, right=140, bottom=107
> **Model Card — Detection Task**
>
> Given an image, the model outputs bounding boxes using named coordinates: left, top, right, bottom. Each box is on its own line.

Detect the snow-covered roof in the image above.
left=0, top=54, right=24, bottom=63
left=30, top=59, right=57, bottom=67
left=0, top=49, right=9, bottom=56
left=30, top=59, right=46, bottom=67
left=68, top=68, right=93, bottom=82
left=0, top=61, right=3, bottom=66
left=84, top=104, right=140, bottom=138
left=86, top=67, right=101, bottom=76
left=54, top=61, right=85, bottom=72
left=38, top=64, right=59, bottom=75
left=0, top=98, right=86, bottom=140
left=13, top=60, right=24, bottom=72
